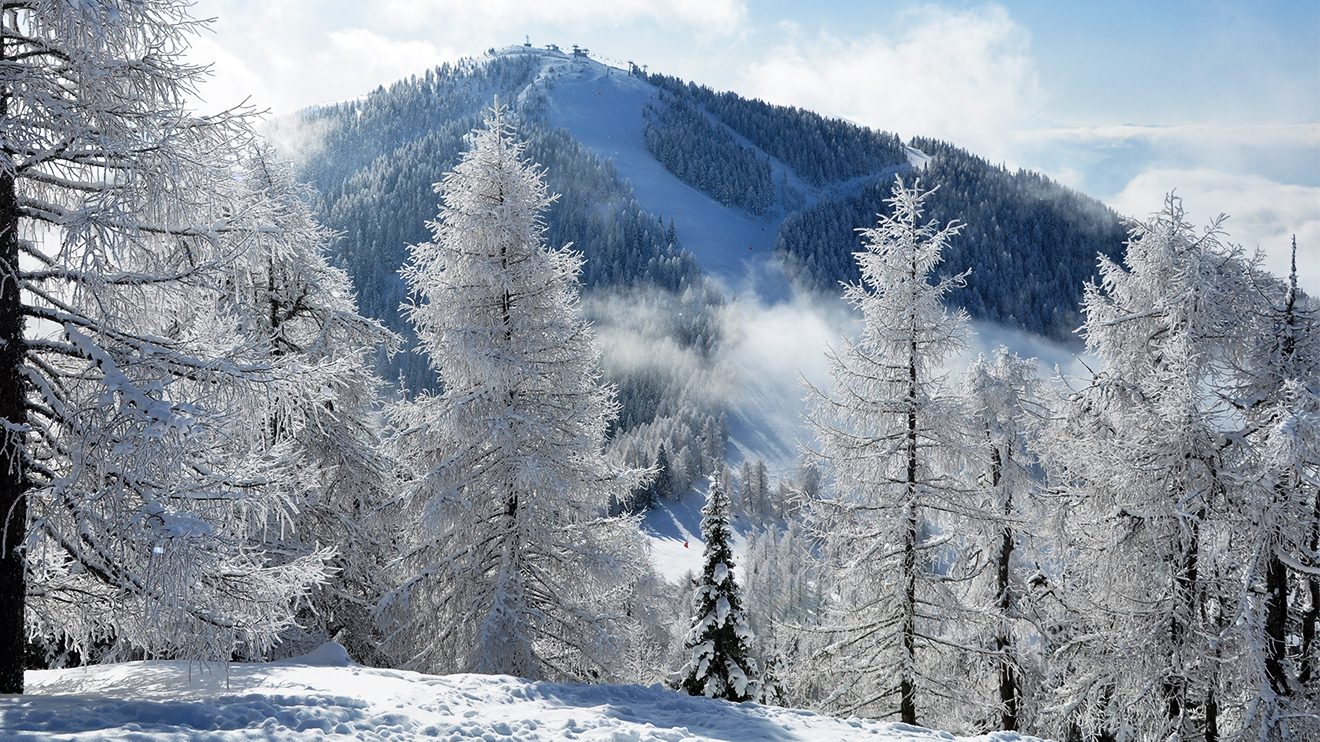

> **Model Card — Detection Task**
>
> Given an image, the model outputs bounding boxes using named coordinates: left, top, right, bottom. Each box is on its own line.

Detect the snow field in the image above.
left=3, top=644, right=1047, bottom=741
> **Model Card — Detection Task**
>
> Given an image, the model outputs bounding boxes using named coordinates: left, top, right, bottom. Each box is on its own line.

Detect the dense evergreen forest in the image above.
left=777, top=139, right=1130, bottom=339
left=645, top=72, right=910, bottom=186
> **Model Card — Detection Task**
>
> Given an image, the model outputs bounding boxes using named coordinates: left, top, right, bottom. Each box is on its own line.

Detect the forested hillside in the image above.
left=776, top=139, right=1129, bottom=339
left=297, top=56, right=710, bottom=386
left=645, top=72, right=910, bottom=187
left=295, top=53, right=729, bottom=493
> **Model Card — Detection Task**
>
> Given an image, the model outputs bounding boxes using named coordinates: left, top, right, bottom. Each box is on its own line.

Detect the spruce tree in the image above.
left=649, top=444, right=673, bottom=506
left=678, top=473, right=761, bottom=702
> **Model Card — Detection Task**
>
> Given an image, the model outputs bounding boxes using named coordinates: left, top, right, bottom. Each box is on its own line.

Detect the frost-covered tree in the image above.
left=217, top=146, right=399, bottom=663
left=1222, top=240, right=1320, bottom=737
left=802, top=179, right=978, bottom=724
left=1039, top=196, right=1248, bottom=739
left=678, top=473, right=761, bottom=702
left=738, top=458, right=771, bottom=524
left=651, top=443, right=674, bottom=503
left=960, top=348, right=1046, bottom=732
left=2, top=0, right=329, bottom=692
left=381, top=105, right=648, bottom=681
left=742, top=519, right=821, bottom=706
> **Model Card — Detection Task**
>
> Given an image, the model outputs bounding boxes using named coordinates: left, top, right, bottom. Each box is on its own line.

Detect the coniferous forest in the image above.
left=0, top=3, right=1315, bottom=742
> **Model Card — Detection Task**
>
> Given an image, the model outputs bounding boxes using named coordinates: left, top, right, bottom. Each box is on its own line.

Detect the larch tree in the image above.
left=1223, top=239, right=1320, bottom=738
left=381, top=104, right=649, bottom=682
left=218, top=145, right=400, bottom=663
left=1039, top=196, right=1246, bottom=740
left=802, top=179, right=979, bottom=725
left=960, top=347, right=1046, bottom=732
left=677, top=472, right=761, bottom=702
left=2, top=0, right=329, bottom=692
left=742, top=518, right=821, bottom=707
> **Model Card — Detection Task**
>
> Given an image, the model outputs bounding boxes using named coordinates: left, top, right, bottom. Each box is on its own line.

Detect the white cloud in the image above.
left=739, top=4, right=1039, bottom=161
left=323, top=29, right=447, bottom=92
left=1106, top=168, right=1320, bottom=293
left=1019, top=122, right=1320, bottom=192
left=377, top=0, right=747, bottom=37
left=188, top=0, right=747, bottom=114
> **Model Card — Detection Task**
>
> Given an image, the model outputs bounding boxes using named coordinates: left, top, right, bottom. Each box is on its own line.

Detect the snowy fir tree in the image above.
left=677, top=473, right=761, bottom=702
left=380, top=104, right=650, bottom=682
left=2, top=0, right=333, bottom=692
left=802, top=178, right=981, bottom=725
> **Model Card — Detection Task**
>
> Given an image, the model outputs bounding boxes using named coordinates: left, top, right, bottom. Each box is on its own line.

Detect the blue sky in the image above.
left=191, top=0, right=1319, bottom=286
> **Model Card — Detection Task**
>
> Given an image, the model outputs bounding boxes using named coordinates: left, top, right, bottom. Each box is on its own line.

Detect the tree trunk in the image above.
left=991, top=441, right=1019, bottom=731
left=1299, top=487, right=1320, bottom=686
left=1264, top=549, right=1290, bottom=697
left=899, top=333, right=918, bottom=726
left=1164, top=510, right=1202, bottom=735
left=0, top=13, right=28, bottom=694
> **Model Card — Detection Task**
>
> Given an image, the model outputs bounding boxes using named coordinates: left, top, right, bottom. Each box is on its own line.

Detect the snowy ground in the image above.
left=643, top=487, right=758, bottom=584
left=2, top=643, right=1044, bottom=741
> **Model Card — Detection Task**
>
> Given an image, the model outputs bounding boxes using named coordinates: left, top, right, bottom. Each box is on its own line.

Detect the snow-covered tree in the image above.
left=742, top=519, right=821, bottom=706
left=960, top=348, right=1046, bottom=732
left=3, top=0, right=329, bottom=691
left=651, top=443, right=674, bottom=503
left=1222, top=239, right=1320, bottom=737
left=738, top=458, right=771, bottom=523
left=677, top=473, right=761, bottom=702
left=802, top=179, right=978, bottom=725
left=1039, top=196, right=1248, bottom=739
left=217, top=146, right=400, bottom=663
left=380, top=104, right=649, bottom=681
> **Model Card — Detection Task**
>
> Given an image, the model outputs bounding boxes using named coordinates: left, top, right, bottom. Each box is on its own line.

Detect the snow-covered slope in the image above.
left=538, top=53, right=787, bottom=294
left=4, top=644, right=1046, bottom=741
left=526, top=49, right=912, bottom=302
left=521, top=49, right=844, bottom=471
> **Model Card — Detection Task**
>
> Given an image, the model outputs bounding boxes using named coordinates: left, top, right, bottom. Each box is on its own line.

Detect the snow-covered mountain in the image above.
left=285, top=45, right=1125, bottom=567
left=5, top=643, right=1047, bottom=741
left=293, top=45, right=1123, bottom=339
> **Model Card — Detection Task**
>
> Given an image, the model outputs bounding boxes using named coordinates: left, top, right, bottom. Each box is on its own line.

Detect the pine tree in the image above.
left=380, top=104, right=648, bottom=681
left=678, top=473, right=761, bottom=702
left=5, top=0, right=328, bottom=691
left=652, top=443, right=674, bottom=503
left=802, top=178, right=978, bottom=724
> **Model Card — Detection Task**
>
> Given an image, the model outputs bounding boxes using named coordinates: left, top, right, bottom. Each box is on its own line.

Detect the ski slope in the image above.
left=535, top=51, right=786, bottom=297
left=4, top=643, right=1048, bottom=741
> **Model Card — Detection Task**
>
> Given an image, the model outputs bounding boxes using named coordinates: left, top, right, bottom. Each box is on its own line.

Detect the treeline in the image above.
left=716, top=182, right=1319, bottom=741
